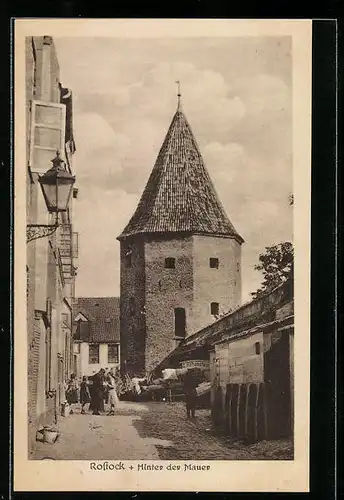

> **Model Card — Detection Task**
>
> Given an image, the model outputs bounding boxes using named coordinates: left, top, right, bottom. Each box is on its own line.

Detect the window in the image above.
left=210, top=258, right=219, bottom=269
left=255, top=342, right=261, bottom=355
left=74, top=343, right=80, bottom=354
left=129, top=297, right=135, bottom=314
left=73, top=354, right=77, bottom=374
left=211, top=302, right=219, bottom=316
left=174, top=308, right=186, bottom=338
left=165, top=257, right=175, bottom=269
left=62, top=313, right=69, bottom=326
left=89, top=344, right=99, bottom=364
left=29, top=100, right=66, bottom=172
left=124, top=249, right=132, bottom=268
left=108, top=344, right=119, bottom=364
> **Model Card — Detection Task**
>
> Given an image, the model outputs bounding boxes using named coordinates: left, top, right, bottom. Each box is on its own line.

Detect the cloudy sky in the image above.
left=54, top=36, right=293, bottom=303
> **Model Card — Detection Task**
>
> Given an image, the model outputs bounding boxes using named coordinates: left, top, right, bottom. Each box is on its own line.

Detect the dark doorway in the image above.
left=264, top=331, right=291, bottom=438
left=174, top=308, right=186, bottom=338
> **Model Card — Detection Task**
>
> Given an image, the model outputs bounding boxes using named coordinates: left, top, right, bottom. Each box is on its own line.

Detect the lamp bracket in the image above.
left=27, top=224, right=59, bottom=243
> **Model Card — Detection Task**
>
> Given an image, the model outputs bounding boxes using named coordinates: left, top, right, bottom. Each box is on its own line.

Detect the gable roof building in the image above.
left=73, top=297, right=120, bottom=343
left=118, top=105, right=243, bottom=243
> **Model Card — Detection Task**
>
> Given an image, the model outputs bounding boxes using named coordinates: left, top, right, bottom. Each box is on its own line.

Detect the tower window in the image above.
left=211, top=302, right=219, bottom=316
left=255, top=342, right=261, bottom=355
left=174, top=308, right=186, bottom=338
left=124, top=249, right=132, bottom=268
left=210, top=258, right=219, bottom=269
left=129, top=297, right=135, bottom=314
left=165, top=257, right=175, bottom=269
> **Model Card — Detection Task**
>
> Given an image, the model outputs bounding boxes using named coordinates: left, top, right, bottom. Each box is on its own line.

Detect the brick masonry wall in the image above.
left=192, top=235, right=242, bottom=334
left=120, top=234, right=243, bottom=374
left=120, top=238, right=146, bottom=375
left=144, top=236, right=194, bottom=372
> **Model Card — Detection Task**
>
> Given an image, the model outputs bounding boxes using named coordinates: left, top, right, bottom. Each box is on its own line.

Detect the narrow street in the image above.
left=33, top=401, right=293, bottom=461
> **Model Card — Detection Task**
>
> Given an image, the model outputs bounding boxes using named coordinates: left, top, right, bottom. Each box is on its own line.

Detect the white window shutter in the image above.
left=29, top=100, right=66, bottom=174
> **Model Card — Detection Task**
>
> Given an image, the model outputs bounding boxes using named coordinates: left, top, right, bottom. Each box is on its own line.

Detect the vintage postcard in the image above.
left=14, top=19, right=312, bottom=492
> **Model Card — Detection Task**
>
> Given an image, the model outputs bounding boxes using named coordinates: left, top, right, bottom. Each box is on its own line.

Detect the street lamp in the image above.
left=27, top=151, right=75, bottom=243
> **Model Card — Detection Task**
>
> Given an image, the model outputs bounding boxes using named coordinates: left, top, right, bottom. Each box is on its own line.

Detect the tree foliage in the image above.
left=251, top=242, right=294, bottom=299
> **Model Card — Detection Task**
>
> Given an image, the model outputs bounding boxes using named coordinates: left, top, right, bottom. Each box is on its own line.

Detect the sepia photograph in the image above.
left=15, top=19, right=311, bottom=492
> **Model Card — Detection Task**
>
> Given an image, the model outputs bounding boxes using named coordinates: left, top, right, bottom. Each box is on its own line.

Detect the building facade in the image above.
left=26, top=36, right=78, bottom=456
left=154, top=279, right=294, bottom=442
left=118, top=101, right=243, bottom=376
left=73, top=298, right=120, bottom=378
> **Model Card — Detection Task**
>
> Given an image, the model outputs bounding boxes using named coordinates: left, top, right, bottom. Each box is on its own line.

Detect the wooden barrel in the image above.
left=230, top=384, right=239, bottom=437
left=257, top=383, right=267, bottom=440
left=238, top=384, right=247, bottom=439
left=213, top=386, right=223, bottom=427
left=247, top=383, right=257, bottom=443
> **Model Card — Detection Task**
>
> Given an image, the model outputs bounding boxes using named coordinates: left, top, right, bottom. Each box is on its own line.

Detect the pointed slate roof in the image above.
left=118, top=106, right=243, bottom=243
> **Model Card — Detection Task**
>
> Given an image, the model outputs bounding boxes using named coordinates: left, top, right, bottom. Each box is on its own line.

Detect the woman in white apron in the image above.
left=106, top=370, right=119, bottom=415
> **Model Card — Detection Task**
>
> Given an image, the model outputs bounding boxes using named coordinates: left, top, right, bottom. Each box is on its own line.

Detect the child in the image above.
left=80, top=376, right=91, bottom=414
left=65, top=373, right=79, bottom=414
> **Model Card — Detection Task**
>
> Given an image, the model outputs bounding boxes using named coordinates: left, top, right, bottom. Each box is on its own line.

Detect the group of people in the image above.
left=65, top=367, right=120, bottom=416
left=65, top=366, right=200, bottom=419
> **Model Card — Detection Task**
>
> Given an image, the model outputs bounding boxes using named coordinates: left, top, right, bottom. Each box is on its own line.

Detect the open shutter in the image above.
left=29, top=100, right=66, bottom=173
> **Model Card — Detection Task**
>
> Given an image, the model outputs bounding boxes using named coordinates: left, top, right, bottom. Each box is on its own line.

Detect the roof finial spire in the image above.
left=175, top=80, right=181, bottom=110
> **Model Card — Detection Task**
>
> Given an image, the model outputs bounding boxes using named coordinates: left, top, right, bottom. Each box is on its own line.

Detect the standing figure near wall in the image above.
left=79, top=376, right=91, bottom=414
left=65, top=373, right=79, bottom=414
left=183, top=369, right=199, bottom=419
left=90, top=368, right=105, bottom=415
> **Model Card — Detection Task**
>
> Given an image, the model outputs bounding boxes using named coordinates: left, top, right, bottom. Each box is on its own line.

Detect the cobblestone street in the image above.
left=32, top=401, right=293, bottom=461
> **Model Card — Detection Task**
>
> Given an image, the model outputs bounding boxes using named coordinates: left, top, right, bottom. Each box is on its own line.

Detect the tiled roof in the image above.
left=73, top=297, right=120, bottom=343
left=118, top=108, right=243, bottom=243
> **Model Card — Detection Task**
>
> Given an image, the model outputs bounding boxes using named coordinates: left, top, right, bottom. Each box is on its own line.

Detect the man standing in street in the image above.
left=183, top=369, right=198, bottom=418
left=91, top=368, right=105, bottom=415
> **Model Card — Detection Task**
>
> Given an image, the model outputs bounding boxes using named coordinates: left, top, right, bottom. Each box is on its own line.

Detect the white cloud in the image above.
left=55, top=38, right=293, bottom=300
left=234, top=73, right=290, bottom=115
left=74, top=112, right=118, bottom=152
left=74, top=188, right=139, bottom=297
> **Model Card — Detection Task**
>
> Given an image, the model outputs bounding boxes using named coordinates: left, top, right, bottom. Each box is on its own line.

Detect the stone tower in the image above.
left=117, top=99, right=244, bottom=375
